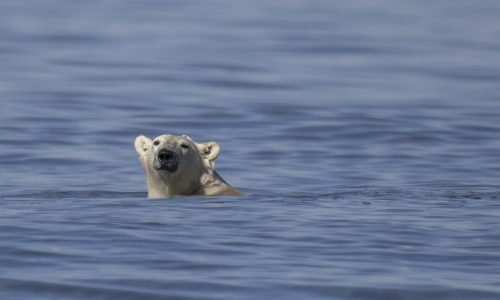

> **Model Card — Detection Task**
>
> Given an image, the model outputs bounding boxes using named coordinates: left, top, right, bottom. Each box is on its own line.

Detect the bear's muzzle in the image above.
left=154, top=149, right=179, bottom=173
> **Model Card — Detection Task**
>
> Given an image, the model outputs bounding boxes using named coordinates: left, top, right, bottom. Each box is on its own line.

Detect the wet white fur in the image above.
left=135, top=134, right=242, bottom=198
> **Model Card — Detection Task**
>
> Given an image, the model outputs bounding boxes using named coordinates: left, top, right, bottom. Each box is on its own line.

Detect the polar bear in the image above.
left=134, top=134, right=242, bottom=198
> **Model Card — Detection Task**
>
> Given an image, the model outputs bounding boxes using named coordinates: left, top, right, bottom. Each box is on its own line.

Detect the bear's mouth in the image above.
left=154, top=149, right=179, bottom=173
left=154, top=161, right=179, bottom=173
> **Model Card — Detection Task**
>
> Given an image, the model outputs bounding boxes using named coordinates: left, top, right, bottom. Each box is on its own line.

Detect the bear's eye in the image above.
left=180, top=144, right=190, bottom=150
left=153, top=140, right=160, bottom=146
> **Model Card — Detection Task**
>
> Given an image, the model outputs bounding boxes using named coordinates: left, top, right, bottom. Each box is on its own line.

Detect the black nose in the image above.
left=158, top=150, right=174, bottom=162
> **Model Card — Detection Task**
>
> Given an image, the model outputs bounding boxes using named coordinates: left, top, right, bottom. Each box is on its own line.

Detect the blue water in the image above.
left=1, top=0, right=500, bottom=299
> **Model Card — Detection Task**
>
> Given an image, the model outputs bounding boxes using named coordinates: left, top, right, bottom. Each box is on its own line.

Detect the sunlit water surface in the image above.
left=1, top=0, right=500, bottom=299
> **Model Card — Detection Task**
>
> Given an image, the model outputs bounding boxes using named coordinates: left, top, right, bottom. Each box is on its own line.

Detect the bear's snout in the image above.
left=158, top=149, right=174, bottom=163
left=153, top=149, right=179, bottom=173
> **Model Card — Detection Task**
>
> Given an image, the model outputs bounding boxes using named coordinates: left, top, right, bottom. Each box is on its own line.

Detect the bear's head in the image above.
left=134, top=134, right=220, bottom=197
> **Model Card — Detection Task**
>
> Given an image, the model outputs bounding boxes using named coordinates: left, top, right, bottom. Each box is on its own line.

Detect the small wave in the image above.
left=3, top=190, right=145, bottom=200
left=0, top=278, right=183, bottom=300
left=3, top=187, right=500, bottom=202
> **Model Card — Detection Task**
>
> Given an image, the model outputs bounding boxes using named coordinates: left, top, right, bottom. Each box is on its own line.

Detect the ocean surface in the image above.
left=1, top=0, right=500, bottom=299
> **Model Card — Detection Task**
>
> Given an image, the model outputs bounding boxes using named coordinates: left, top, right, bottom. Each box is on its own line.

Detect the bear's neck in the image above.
left=145, top=170, right=172, bottom=198
left=192, top=170, right=238, bottom=196
left=145, top=168, right=235, bottom=198
left=144, top=163, right=204, bottom=197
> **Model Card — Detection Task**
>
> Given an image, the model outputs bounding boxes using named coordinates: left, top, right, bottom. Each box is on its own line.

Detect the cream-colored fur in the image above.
left=134, top=134, right=242, bottom=198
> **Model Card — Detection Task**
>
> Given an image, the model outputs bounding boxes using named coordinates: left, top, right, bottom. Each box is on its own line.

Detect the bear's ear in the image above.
left=135, top=135, right=152, bottom=157
left=199, top=141, right=220, bottom=168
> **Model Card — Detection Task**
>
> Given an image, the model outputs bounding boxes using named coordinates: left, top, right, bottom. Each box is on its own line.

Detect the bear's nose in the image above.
left=158, top=150, right=174, bottom=162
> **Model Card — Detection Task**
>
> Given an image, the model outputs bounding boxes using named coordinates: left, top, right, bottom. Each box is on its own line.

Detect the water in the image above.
left=1, top=0, right=500, bottom=299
